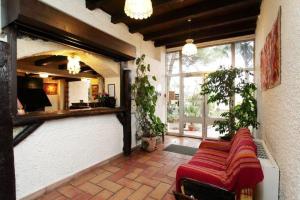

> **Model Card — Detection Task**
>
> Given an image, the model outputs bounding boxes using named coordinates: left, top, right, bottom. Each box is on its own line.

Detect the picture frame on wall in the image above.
left=108, top=84, right=115, bottom=97
left=260, top=7, right=281, bottom=90
left=43, top=83, right=58, bottom=95
left=91, top=85, right=99, bottom=99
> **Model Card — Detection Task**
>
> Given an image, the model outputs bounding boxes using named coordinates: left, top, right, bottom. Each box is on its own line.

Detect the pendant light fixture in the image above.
left=124, top=0, right=153, bottom=20
left=182, top=19, right=197, bottom=56
left=67, top=55, right=81, bottom=75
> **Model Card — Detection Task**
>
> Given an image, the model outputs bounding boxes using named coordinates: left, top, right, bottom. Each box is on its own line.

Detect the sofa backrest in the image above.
left=223, top=129, right=263, bottom=191
left=226, top=128, right=257, bottom=166
left=225, top=144, right=263, bottom=191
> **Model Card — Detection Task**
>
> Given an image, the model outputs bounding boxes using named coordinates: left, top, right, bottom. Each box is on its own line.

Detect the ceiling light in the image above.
left=182, top=39, right=197, bottom=56
left=124, top=0, right=153, bottom=20
left=67, top=55, right=81, bottom=75
left=39, top=73, right=49, bottom=78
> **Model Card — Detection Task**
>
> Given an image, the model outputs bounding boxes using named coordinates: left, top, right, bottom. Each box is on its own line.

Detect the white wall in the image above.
left=12, top=0, right=166, bottom=199
left=14, top=115, right=123, bottom=199
left=255, top=1, right=300, bottom=199
left=69, top=81, right=90, bottom=106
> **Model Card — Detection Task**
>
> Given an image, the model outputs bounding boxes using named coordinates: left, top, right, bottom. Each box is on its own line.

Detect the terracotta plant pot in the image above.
left=141, top=137, right=157, bottom=152
left=188, top=123, right=196, bottom=131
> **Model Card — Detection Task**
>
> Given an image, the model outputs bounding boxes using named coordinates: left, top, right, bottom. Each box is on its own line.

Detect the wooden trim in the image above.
left=13, top=123, right=44, bottom=147
left=13, top=107, right=125, bottom=126
left=0, top=41, right=16, bottom=200
left=120, top=63, right=132, bottom=155
left=2, top=0, right=136, bottom=61
left=6, top=26, right=18, bottom=117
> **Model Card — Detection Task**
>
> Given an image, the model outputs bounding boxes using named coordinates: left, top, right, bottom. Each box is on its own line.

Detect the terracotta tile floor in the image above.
left=36, top=136, right=201, bottom=200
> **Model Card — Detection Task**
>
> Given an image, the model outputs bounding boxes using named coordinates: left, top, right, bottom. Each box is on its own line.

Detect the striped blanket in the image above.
left=176, top=128, right=263, bottom=200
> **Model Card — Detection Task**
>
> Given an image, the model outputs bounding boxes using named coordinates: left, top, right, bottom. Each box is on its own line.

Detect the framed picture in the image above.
left=260, top=7, right=281, bottom=90
left=91, top=84, right=99, bottom=98
left=43, top=83, right=58, bottom=95
left=108, top=84, right=115, bottom=97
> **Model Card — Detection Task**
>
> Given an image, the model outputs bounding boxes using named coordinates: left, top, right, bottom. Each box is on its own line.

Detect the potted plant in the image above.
left=201, top=67, right=259, bottom=139
left=132, top=54, right=166, bottom=152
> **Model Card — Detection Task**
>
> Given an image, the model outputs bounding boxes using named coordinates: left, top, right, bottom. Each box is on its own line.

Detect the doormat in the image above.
left=164, top=144, right=198, bottom=156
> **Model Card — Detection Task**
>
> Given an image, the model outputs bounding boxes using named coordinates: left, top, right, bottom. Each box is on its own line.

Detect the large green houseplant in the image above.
left=201, top=67, right=259, bottom=139
left=132, top=55, right=166, bottom=152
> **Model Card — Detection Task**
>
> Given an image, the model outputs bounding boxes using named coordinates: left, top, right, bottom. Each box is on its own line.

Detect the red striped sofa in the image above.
left=175, top=128, right=264, bottom=200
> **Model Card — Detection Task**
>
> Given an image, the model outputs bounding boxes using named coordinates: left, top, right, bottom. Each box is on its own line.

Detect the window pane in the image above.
left=167, top=76, right=180, bottom=133
left=182, top=44, right=231, bottom=73
left=235, top=41, right=254, bottom=68
left=184, top=76, right=204, bottom=118
left=235, top=70, right=254, bottom=105
left=207, top=125, right=220, bottom=139
left=208, top=101, right=229, bottom=118
left=167, top=52, right=180, bottom=74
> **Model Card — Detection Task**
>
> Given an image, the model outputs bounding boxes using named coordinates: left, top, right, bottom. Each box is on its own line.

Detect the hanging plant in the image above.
left=201, top=66, right=259, bottom=139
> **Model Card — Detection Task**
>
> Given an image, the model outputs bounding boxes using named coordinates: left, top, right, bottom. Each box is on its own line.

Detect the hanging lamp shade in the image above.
left=124, top=0, right=153, bottom=20
left=182, top=39, right=197, bottom=56
left=67, top=55, right=81, bottom=75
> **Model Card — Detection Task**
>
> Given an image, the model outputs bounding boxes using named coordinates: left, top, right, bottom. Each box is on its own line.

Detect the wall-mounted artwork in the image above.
left=43, top=83, right=58, bottom=95
left=108, top=84, right=115, bottom=97
left=260, top=7, right=281, bottom=90
left=91, top=84, right=99, bottom=99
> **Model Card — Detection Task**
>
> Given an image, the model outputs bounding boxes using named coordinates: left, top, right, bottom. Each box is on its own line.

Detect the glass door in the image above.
left=182, top=75, right=204, bottom=137
left=167, top=73, right=228, bottom=139
left=206, top=100, right=229, bottom=139
left=167, top=76, right=180, bottom=134
left=166, top=41, right=254, bottom=139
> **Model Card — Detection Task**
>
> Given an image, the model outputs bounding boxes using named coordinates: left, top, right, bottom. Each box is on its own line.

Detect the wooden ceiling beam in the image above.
left=144, top=8, right=260, bottom=41
left=86, top=0, right=111, bottom=10
left=129, top=0, right=260, bottom=34
left=17, top=63, right=99, bottom=79
left=154, top=21, right=256, bottom=47
left=34, top=55, right=66, bottom=66
left=165, top=30, right=255, bottom=48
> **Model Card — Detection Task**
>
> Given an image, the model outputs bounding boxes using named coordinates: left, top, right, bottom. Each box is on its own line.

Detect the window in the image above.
left=234, top=41, right=255, bottom=106
left=182, top=44, right=231, bottom=73
left=166, top=40, right=254, bottom=139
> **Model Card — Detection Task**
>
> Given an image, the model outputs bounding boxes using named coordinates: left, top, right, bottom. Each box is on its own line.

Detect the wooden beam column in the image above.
left=119, top=62, right=132, bottom=156
left=0, top=41, right=16, bottom=199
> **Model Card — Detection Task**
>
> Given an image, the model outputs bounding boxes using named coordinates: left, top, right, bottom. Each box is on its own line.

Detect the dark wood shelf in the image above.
left=13, top=107, right=125, bottom=126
